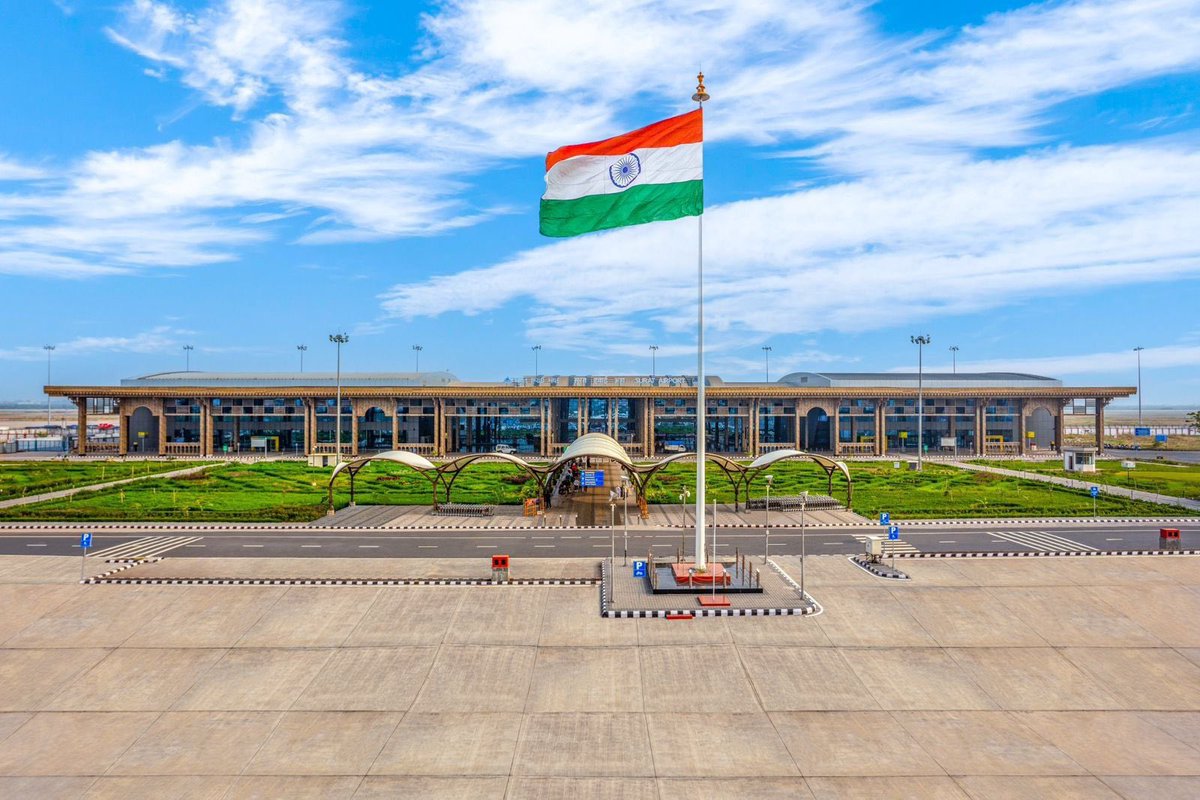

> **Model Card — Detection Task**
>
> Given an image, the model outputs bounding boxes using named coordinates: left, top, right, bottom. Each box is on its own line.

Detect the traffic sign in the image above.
left=580, top=470, right=604, bottom=488
left=879, top=512, right=890, bottom=526
left=1156, top=434, right=1168, bottom=443
left=1135, top=427, right=1151, bottom=436
left=79, top=532, right=92, bottom=549
left=888, top=524, right=900, bottom=541
left=1089, top=486, right=1100, bottom=498
left=633, top=560, right=647, bottom=578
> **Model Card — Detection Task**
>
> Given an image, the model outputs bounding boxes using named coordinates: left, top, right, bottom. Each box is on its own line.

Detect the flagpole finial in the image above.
left=691, top=71, right=709, bottom=103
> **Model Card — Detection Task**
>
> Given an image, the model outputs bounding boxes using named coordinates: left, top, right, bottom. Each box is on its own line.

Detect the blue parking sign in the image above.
left=633, top=560, right=647, bottom=578
left=888, top=525, right=900, bottom=541
left=80, top=532, right=93, bottom=549
left=1089, top=486, right=1100, bottom=498
left=879, top=512, right=890, bottom=526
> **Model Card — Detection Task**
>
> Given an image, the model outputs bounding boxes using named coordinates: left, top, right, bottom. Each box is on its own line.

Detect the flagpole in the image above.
left=692, top=72, right=709, bottom=570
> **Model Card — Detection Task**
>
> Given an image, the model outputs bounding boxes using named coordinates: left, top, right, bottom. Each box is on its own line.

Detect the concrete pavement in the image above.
left=2, top=553, right=1200, bottom=795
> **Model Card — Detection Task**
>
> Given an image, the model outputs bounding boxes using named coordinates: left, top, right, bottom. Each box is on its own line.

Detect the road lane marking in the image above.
left=418, top=545, right=438, bottom=549
left=242, top=544, right=264, bottom=548
left=938, top=540, right=956, bottom=543
left=301, top=544, right=322, bottom=548
left=1105, top=537, right=1123, bottom=541
left=534, top=544, right=556, bottom=548
left=358, top=545, right=381, bottom=549
left=26, top=543, right=47, bottom=547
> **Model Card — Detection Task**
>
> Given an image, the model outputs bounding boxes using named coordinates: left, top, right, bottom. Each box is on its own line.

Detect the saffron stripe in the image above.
left=545, top=109, right=702, bottom=171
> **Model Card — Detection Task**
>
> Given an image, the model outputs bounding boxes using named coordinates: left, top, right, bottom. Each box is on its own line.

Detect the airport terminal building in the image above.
left=48, top=370, right=1133, bottom=459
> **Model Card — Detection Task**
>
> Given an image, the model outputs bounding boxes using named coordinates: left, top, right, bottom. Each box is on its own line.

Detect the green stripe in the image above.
left=540, top=180, right=703, bottom=238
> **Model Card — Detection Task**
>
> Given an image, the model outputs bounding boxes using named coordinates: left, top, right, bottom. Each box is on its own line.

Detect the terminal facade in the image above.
left=48, top=370, right=1133, bottom=459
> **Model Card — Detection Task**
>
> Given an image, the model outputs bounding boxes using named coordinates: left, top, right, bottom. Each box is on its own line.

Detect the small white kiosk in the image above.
left=1063, top=447, right=1097, bottom=473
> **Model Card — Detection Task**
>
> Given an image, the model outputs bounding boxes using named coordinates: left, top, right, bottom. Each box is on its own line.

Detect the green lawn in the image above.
left=0, top=460, right=209, bottom=501
left=0, top=461, right=535, bottom=522
left=648, top=461, right=1183, bottom=519
left=983, top=459, right=1200, bottom=502
left=0, top=457, right=1187, bottom=522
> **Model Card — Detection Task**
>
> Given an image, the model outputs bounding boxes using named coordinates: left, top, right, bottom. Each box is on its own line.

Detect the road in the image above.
left=0, top=521, right=1196, bottom=560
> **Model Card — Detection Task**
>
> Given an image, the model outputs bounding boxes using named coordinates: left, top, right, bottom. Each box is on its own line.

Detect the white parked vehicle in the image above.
left=494, top=443, right=517, bottom=454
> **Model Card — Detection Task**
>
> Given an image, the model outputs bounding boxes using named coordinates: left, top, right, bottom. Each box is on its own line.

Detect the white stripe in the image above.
left=543, top=143, right=702, bottom=201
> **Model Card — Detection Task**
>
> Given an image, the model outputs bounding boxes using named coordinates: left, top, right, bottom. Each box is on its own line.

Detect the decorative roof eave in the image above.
left=46, top=385, right=1137, bottom=400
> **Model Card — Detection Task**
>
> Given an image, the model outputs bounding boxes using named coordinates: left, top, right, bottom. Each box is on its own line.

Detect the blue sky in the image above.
left=2, top=0, right=1199, bottom=406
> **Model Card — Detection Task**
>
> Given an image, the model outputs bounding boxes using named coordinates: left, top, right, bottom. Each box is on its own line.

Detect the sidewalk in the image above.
left=0, top=463, right=220, bottom=510
left=947, top=461, right=1200, bottom=513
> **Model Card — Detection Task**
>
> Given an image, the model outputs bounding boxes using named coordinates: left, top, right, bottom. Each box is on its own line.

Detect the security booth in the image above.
left=1063, top=447, right=1097, bottom=473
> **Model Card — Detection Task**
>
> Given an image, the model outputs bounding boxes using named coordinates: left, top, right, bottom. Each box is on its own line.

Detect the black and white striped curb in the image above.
left=894, top=549, right=1200, bottom=559
left=849, top=556, right=910, bottom=580
left=598, top=559, right=816, bottom=618
left=896, top=517, right=1197, bottom=526
left=82, top=558, right=160, bottom=583
left=89, top=576, right=600, bottom=586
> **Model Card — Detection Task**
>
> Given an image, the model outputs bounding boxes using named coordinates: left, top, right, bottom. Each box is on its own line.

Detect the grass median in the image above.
left=0, top=458, right=1188, bottom=522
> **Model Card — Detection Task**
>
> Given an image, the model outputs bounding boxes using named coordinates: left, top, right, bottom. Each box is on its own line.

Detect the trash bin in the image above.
left=491, top=554, right=510, bottom=582
left=1159, top=528, right=1181, bottom=551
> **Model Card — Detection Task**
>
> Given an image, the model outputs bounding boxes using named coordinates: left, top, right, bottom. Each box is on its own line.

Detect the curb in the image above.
left=88, top=576, right=599, bottom=586
left=597, top=558, right=821, bottom=618
left=894, top=549, right=1200, bottom=559
left=82, top=558, right=158, bottom=583
left=849, top=555, right=910, bottom=580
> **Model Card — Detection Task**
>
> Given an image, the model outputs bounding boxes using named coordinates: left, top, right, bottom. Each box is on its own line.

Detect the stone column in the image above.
left=1055, top=401, right=1065, bottom=453
left=351, top=400, right=360, bottom=457
left=392, top=399, right=400, bottom=451
left=156, top=401, right=167, bottom=456
left=1018, top=400, right=1028, bottom=456
left=1095, top=398, right=1105, bottom=454
left=119, top=410, right=129, bottom=455
left=436, top=399, right=446, bottom=456
left=200, top=400, right=211, bottom=456
left=875, top=402, right=885, bottom=456
left=975, top=400, right=986, bottom=456
left=832, top=399, right=842, bottom=455
left=75, top=398, right=87, bottom=455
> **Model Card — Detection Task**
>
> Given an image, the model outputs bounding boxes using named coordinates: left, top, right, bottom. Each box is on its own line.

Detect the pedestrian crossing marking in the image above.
left=851, top=534, right=919, bottom=554
left=988, top=530, right=1096, bottom=552
left=87, top=536, right=203, bottom=560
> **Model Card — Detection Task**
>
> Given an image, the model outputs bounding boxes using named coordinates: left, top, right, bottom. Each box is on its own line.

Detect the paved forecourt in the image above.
left=2, top=553, right=1200, bottom=797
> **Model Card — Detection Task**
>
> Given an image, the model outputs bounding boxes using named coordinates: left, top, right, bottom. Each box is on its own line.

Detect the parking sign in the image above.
left=888, top=524, right=900, bottom=541
left=633, top=560, right=647, bottom=578
left=80, top=532, right=93, bottom=549
left=879, top=512, right=890, bottom=526
left=1089, top=486, right=1100, bottom=498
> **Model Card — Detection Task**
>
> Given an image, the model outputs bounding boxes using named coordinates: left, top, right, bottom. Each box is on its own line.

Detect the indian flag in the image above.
left=540, top=109, right=703, bottom=238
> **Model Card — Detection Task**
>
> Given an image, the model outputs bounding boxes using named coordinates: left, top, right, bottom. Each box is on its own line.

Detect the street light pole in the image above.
left=911, top=335, right=931, bottom=471
left=762, top=345, right=772, bottom=382
left=329, top=333, right=349, bottom=464
left=43, top=345, right=55, bottom=426
left=763, top=474, right=773, bottom=563
left=800, top=490, right=808, bottom=599
left=532, top=345, right=542, bottom=383
left=412, top=344, right=423, bottom=374
left=1134, top=346, right=1144, bottom=426
left=949, top=345, right=958, bottom=375
left=622, top=475, right=629, bottom=566
left=183, top=344, right=194, bottom=372
left=296, top=344, right=307, bottom=372
left=649, top=345, right=659, bottom=380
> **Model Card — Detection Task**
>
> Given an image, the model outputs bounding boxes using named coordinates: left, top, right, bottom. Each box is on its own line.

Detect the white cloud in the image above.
left=947, top=344, right=1200, bottom=377
left=0, top=326, right=192, bottom=361
left=379, top=139, right=1200, bottom=353
left=0, top=155, right=46, bottom=181
left=2, top=0, right=1200, bottom=295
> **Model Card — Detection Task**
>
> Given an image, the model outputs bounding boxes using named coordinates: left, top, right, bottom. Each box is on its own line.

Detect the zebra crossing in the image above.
left=851, top=534, right=920, bottom=554
left=987, top=530, right=1096, bottom=552
left=87, top=536, right=203, bottom=560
